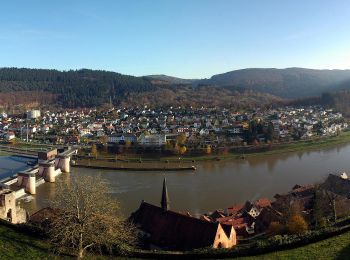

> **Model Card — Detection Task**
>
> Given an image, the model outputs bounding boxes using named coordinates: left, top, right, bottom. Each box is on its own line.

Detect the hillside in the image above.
left=0, top=68, right=281, bottom=109
left=145, top=74, right=196, bottom=85
left=1, top=220, right=350, bottom=259
left=197, top=68, right=350, bottom=99
left=0, top=68, right=155, bottom=108
left=241, top=231, right=350, bottom=260
left=0, top=223, right=52, bottom=259
left=2, top=67, right=350, bottom=109
left=121, top=85, right=282, bottom=109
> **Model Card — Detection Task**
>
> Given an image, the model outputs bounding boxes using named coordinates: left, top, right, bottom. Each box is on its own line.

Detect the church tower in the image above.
left=161, top=177, right=170, bottom=211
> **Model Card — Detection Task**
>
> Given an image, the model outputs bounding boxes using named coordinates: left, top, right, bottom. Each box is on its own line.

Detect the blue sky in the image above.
left=1, top=0, right=350, bottom=78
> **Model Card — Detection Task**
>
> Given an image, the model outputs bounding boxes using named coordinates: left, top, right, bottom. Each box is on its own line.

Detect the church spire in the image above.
left=161, top=177, right=170, bottom=211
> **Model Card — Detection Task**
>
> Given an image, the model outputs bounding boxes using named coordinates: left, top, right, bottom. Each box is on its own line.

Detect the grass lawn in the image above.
left=241, top=231, right=350, bottom=260
left=1, top=221, right=350, bottom=259
left=0, top=224, right=54, bottom=259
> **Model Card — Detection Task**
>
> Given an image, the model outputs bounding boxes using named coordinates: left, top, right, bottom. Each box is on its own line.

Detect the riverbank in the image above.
left=232, top=131, right=350, bottom=159
left=83, top=131, right=350, bottom=163
left=73, top=160, right=196, bottom=171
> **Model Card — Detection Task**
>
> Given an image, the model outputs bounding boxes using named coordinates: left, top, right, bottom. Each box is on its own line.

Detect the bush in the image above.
left=287, top=215, right=308, bottom=235
left=267, top=221, right=285, bottom=235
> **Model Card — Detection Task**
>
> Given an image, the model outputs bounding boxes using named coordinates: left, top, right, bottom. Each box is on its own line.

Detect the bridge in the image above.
left=0, top=147, right=78, bottom=197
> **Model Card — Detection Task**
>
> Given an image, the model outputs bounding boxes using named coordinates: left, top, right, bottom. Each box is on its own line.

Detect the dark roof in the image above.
left=274, top=184, right=315, bottom=200
left=321, top=174, right=350, bottom=198
left=210, top=210, right=226, bottom=220
left=161, top=178, right=170, bottom=211
left=131, top=202, right=232, bottom=250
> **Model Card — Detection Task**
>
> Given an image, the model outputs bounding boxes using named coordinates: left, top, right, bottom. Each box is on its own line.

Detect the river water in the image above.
left=8, top=143, right=350, bottom=217
left=0, top=156, right=36, bottom=181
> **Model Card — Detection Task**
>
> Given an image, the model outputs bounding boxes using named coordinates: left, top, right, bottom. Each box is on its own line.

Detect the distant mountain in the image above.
left=2, top=67, right=350, bottom=109
left=196, top=68, right=350, bottom=99
left=145, top=75, right=197, bottom=85
left=121, top=85, right=283, bottom=109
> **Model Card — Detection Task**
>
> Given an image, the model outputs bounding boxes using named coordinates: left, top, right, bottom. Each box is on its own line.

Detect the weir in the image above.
left=0, top=147, right=78, bottom=199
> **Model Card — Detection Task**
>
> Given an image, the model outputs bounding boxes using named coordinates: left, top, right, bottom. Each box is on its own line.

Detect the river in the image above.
left=13, top=143, right=350, bottom=217
left=0, top=156, right=36, bottom=181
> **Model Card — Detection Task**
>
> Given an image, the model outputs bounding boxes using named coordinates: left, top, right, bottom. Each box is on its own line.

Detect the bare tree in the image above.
left=324, top=190, right=338, bottom=222
left=49, top=175, right=135, bottom=258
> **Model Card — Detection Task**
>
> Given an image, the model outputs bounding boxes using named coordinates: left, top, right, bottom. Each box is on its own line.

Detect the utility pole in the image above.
left=26, top=115, right=29, bottom=143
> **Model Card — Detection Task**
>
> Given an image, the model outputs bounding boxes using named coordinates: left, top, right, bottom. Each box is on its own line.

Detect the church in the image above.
left=130, top=178, right=237, bottom=250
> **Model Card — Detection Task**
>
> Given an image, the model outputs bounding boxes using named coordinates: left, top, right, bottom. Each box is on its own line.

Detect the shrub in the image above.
left=267, top=221, right=285, bottom=235
left=287, top=215, right=308, bottom=234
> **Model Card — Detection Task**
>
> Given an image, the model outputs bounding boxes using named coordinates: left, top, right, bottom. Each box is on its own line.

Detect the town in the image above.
left=0, top=105, right=348, bottom=157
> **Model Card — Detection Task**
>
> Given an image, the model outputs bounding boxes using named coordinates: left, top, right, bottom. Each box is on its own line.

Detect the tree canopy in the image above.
left=49, top=175, right=135, bottom=258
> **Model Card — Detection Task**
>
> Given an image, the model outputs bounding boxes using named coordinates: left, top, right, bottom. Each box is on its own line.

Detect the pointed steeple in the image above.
left=161, top=177, right=170, bottom=211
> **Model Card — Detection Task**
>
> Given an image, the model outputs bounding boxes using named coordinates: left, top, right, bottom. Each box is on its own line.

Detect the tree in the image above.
left=125, top=140, right=132, bottom=149
left=266, top=122, right=274, bottom=141
left=176, top=134, right=187, bottom=145
left=164, top=140, right=174, bottom=153
left=286, top=215, right=308, bottom=234
left=49, top=175, right=135, bottom=258
left=313, top=189, right=326, bottom=228
left=99, top=135, right=108, bottom=144
left=91, top=144, right=98, bottom=158
left=205, top=144, right=212, bottom=155
left=267, top=221, right=284, bottom=235
left=324, top=190, right=338, bottom=222
left=175, top=143, right=187, bottom=155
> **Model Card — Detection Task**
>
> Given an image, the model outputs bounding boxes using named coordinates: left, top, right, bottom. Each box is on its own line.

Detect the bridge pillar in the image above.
left=56, top=155, right=71, bottom=173
left=38, top=162, right=56, bottom=183
left=17, top=172, right=36, bottom=195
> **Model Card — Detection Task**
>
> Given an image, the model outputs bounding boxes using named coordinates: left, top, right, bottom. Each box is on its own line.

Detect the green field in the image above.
left=0, top=224, right=53, bottom=259
left=240, top=231, right=350, bottom=260
left=2, top=220, right=350, bottom=260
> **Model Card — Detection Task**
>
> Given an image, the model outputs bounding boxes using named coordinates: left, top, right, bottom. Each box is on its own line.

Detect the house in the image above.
left=27, top=109, right=41, bottom=119
left=273, top=184, right=315, bottom=214
left=4, top=131, right=15, bottom=140
left=254, top=206, right=283, bottom=234
left=0, top=189, right=28, bottom=224
left=199, top=129, right=210, bottom=136
left=210, top=198, right=272, bottom=239
left=108, top=133, right=137, bottom=144
left=138, top=134, right=166, bottom=147
left=130, top=179, right=237, bottom=250
left=320, top=173, right=350, bottom=198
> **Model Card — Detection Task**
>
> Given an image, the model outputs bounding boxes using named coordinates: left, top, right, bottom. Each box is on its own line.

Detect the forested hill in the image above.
left=3, top=67, right=350, bottom=109
left=0, top=68, right=155, bottom=107
left=145, top=75, right=196, bottom=85
left=197, top=68, right=350, bottom=99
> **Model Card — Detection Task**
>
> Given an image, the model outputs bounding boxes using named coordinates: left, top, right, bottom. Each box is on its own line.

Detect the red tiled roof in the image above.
left=255, top=198, right=271, bottom=208
left=216, top=216, right=249, bottom=229
left=226, top=203, right=245, bottom=215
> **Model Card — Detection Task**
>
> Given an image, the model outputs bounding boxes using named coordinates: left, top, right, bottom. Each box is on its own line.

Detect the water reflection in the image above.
left=18, top=142, right=350, bottom=217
